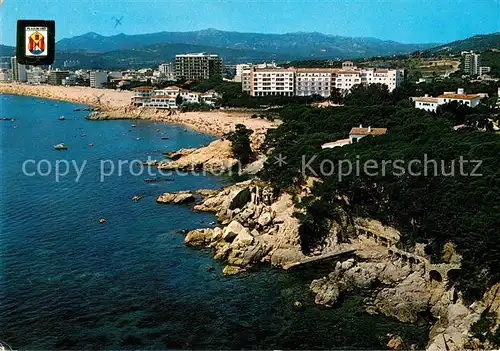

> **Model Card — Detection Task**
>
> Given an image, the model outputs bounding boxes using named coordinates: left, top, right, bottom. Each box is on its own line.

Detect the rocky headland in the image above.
left=157, top=175, right=499, bottom=350
left=157, top=139, right=239, bottom=174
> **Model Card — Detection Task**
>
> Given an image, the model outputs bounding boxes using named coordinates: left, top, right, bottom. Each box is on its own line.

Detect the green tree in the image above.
left=226, top=124, right=255, bottom=165
left=175, top=94, right=183, bottom=106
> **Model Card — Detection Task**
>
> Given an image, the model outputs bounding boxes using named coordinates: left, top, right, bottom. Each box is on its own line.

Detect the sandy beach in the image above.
left=0, top=83, right=277, bottom=142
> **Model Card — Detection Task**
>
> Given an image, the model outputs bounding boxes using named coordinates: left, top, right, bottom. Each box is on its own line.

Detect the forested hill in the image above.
left=429, top=33, right=500, bottom=53
left=260, top=84, right=500, bottom=305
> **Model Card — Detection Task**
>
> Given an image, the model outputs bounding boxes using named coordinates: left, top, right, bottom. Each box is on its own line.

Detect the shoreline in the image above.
left=0, top=83, right=277, bottom=142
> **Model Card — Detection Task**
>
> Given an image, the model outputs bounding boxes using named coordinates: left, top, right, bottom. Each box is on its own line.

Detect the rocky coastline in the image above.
left=6, top=82, right=497, bottom=350
left=157, top=172, right=499, bottom=350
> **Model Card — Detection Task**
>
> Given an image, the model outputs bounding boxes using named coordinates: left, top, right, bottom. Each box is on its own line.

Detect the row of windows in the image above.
left=297, top=73, right=332, bottom=77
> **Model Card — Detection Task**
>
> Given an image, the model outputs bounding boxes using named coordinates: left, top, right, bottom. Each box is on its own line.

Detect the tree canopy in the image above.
left=260, top=85, right=500, bottom=302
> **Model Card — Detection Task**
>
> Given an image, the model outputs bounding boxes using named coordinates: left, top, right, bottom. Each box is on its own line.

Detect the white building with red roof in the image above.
left=413, top=88, right=483, bottom=112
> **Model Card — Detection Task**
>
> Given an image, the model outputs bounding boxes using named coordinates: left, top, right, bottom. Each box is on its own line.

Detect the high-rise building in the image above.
left=48, top=70, right=70, bottom=85
left=90, top=71, right=108, bottom=88
left=11, top=56, right=27, bottom=82
left=175, top=53, right=222, bottom=81
left=158, top=63, right=175, bottom=81
left=463, top=52, right=481, bottom=75
left=0, top=56, right=11, bottom=69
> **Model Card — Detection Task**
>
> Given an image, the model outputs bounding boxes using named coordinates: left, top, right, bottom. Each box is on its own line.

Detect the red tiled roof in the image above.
left=132, top=86, right=153, bottom=91
left=438, top=94, right=480, bottom=100
left=350, top=127, right=387, bottom=136
left=414, top=97, right=439, bottom=103
left=152, top=95, right=176, bottom=99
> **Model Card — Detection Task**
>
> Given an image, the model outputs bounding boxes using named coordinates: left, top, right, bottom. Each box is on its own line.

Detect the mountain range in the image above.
left=56, top=28, right=437, bottom=58
left=1, top=30, right=499, bottom=69
left=429, top=32, right=500, bottom=53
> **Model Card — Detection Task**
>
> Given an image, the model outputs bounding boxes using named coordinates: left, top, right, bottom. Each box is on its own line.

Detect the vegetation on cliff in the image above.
left=226, top=124, right=255, bottom=165
left=260, top=84, right=500, bottom=302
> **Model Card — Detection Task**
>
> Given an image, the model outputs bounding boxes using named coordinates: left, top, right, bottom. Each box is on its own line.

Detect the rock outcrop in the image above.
left=158, top=139, right=238, bottom=173
left=427, top=282, right=500, bottom=351
left=184, top=180, right=305, bottom=274
left=156, top=191, right=195, bottom=204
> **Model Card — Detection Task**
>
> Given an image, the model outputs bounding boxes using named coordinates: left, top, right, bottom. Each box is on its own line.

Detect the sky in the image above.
left=0, top=0, right=499, bottom=46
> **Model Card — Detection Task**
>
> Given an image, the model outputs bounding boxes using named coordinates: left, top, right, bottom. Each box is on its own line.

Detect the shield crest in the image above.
left=28, top=32, right=45, bottom=55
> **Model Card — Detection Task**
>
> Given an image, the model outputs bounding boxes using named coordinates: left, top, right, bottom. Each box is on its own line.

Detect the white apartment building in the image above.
left=131, top=86, right=154, bottom=106
left=108, top=71, right=123, bottom=79
left=153, top=86, right=182, bottom=96
left=241, top=66, right=252, bottom=93
left=62, top=73, right=77, bottom=86
left=234, top=64, right=251, bottom=83
left=244, top=63, right=404, bottom=96
left=200, top=90, right=220, bottom=105
left=360, top=68, right=404, bottom=92
left=249, top=68, right=295, bottom=97
left=144, top=95, right=178, bottom=109
left=11, top=56, right=27, bottom=82
left=0, top=70, right=12, bottom=82
left=90, top=71, right=108, bottom=88
left=179, top=90, right=201, bottom=104
left=159, top=63, right=175, bottom=81
left=335, top=70, right=361, bottom=92
left=132, top=86, right=207, bottom=108
left=464, top=52, right=481, bottom=75
left=27, top=68, right=48, bottom=84
left=295, top=68, right=337, bottom=97
left=235, top=64, right=251, bottom=76
left=479, top=66, right=491, bottom=75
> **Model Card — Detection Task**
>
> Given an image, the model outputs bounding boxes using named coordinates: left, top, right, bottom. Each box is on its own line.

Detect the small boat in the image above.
left=132, top=195, right=141, bottom=201
left=54, top=143, right=68, bottom=150
left=59, top=116, right=65, bottom=120
left=74, top=108, right=81, bottom=111
left=140, top=160, right=158, bottom=166
left=99, top=218, right=106, bottom=224
left=160, top=137, right=169, bottom=140
left=136, top=137, right=140, bottom=141
left=0, top=117, right=15, bottom=121
left=88, top=143, right=94, bottom=147
left=131, top=124, right=136, bottom=127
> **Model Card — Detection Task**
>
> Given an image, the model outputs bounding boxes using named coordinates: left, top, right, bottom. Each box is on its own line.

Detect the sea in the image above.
left=0, top=94, right=429, bottom=349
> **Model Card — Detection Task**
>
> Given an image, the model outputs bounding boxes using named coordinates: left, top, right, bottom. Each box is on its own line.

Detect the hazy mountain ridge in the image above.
left=2, top=31, right=498, bottom=69
left=54, top=43, right=296, bottom=69
left=55, top=28, right=437, bottom=58
left=429, top=32, right=500, bottom=53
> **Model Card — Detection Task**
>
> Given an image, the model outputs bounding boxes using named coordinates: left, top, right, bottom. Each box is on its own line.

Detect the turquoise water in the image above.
left=0, top=94, right=428, bottom=349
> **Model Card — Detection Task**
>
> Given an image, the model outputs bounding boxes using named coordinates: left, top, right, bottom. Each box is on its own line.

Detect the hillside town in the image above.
left=2, top=6, right=500, bottom=350
left=1, top=49, right=498, bottom=111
